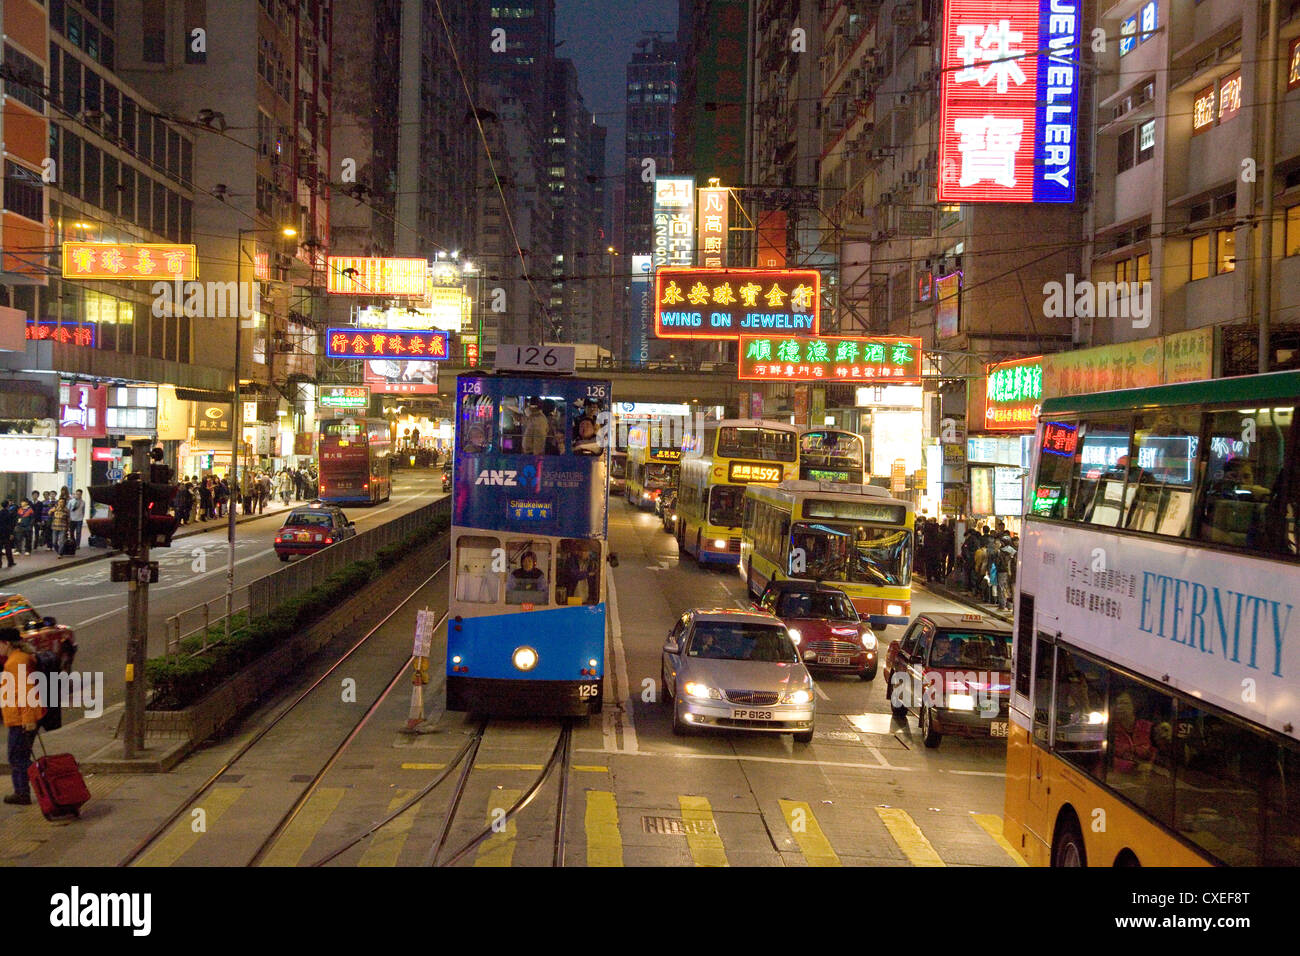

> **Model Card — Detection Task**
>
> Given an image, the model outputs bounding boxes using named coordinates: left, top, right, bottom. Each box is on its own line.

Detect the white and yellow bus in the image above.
left=675, top=420, right=799, bottom=566
left=1005, top=370, right=1300, bottom=866
left=740, top=481, right=914, bottom=629
left=625, top=440, right=681, bottom=510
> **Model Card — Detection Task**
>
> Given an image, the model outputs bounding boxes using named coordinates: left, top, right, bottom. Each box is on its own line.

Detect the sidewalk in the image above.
left=0, top=498, right=304, bottom=590
left=915, top=573, right=1014, bottom=624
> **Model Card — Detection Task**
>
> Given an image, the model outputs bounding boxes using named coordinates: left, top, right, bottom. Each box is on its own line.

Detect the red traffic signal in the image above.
left=146, top=513, right=180, bottom=548
left=88, top=478, right=142, bottom=553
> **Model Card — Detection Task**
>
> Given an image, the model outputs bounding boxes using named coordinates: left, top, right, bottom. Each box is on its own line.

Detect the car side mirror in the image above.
left=607, top=553, right=619, bottom=568
left=664, top=639, right=680, bottom=655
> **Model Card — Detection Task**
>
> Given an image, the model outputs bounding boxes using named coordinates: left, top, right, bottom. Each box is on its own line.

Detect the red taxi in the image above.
left=274, top=503, right=356, bottom=561
left=883, top=612, right=1012, bottom=749
left=0, top=594, right=78, bottom=666
left=755, top=580, right=877, bottom=680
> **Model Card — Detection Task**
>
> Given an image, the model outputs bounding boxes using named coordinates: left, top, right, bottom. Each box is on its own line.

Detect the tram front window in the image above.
left=790, top=522, right=911, bottom=586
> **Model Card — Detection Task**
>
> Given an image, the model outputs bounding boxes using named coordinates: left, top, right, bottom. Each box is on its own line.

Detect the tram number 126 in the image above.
left=577, top=683, right=600, bottom=699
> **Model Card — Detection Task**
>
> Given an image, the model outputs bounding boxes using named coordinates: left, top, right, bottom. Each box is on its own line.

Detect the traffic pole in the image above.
left=124, top=481, right=148, bottom=758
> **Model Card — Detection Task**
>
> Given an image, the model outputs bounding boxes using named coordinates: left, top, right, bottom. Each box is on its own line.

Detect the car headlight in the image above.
left=886, top=603, right=904, bottom=616
left=787, top=627, right=801, bottom=645
left=713, top=538, right=726, bottom=548
left=683, top=681, right=721, bottom=700
left=784, top=688, right=813, bottom=705
left=947, top=693, right=976, bottom=711
left=861, top=630, right=877, bottom=650
left=671, top=515, right=677, bottom=522
left=512, top=647, right=538, bottom=671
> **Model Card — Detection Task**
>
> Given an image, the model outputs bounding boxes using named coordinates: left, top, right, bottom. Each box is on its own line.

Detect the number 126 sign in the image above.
left=495, top=345, right=576, bottom=374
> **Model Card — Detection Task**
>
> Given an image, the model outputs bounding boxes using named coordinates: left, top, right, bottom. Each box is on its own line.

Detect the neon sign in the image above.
left=27, top=322, right=95, bottom=347
left=655, top=268, right=821, bottom=339
left=326, top=328, right=450, bottom=359
left=61, top=243, right=197, bottom=280
left=985, top=355, right=1043, bottom=431
left=738, top=335, right=920, bottom=382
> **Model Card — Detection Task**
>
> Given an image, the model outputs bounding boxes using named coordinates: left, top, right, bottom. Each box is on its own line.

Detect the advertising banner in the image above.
left=326, top=329, right=449, bottom=359
left=983, top=355, right=1043, bottom=431
left=628, top=255, right=653, bottom=364
left=195, top=403, right=232, bottom=442
left=651, top=177, right=696, bottom=270
left=0, top=436, right=58, bottom=473
left=62, top=243, right=197, bottom=280
left=698, top=187, right=730, bottom=268
left=326, top=257, right=428, bottom=296
left=655, top=268, right=820, bottom=339
left=58, top=383, right=107, bottom=438
left=320, top=386, right=371, bottom=410
left=1043, top=338, right=1162, bottom=397
left=1163, top=326, right=1214, bottom=383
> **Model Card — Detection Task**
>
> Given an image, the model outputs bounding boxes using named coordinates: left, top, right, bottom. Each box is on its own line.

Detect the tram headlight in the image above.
left=512, top=646, right=539, bottom=671
left=588, top=659, right=598, bottom=668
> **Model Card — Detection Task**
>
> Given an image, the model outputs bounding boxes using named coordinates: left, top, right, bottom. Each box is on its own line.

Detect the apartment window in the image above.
left=83, top=144, right=102, bottom=208
left=152, top=182, right=167, bottom=234
left=102, top=155, right=118, bottom=216
left=121, top=164, right=135, bottom=220
left=181, top=140, right=193, bottom=185
left=62, top=132, right=82, bottom=201
left=1290, top=37, right=1300, bottom=91
left=121, top=98, right=137, bottom=152
left=142, top=0, right=166, bottom=63
left=136, top=170, right=150, bottom=227
left=63, top=53, right=82, bottom=113
left=83, top=70, right=101, bottom=113
left=1136, top=253, right=1151, bottom=283
left=102, top=37, right=115, bottom=71
left=1286, top=206, right=1300, bottom=257
left=67, top=10, right=84, bottom=48
left=3, top=161, right=44, bottom=223
left=1216, top=229, right=1236, bottom=273
left=1116, top=259, right=1131, bottom=284
left=138, top=111, right=152, bottom=163
left=2, top=45, right=46, bottom=113
left=1190, top=234, right=1211, bottom=280
left=1137, top=120, right=1155, bottom=163
left=1119, top=16, right=1137, bottom=55
left=1116, top=124, right=1152, bottom=173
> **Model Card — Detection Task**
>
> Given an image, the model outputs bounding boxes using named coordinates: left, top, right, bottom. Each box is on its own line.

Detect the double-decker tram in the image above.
left=740, top=481, right=914, bottom=629
left=797, top=428, right=866, bottom=484
left=1004, top=370, right=1300, bottom=866
left=446, top=371, right=612, bottom=716
left=625, top=427, right=681, bottom=510
left=317, top=417, right=392, bottom=505
left=675, top=419, right=798, bottom=565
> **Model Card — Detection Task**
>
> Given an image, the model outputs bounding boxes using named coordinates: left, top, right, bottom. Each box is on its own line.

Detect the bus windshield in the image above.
left=790, top=521, right=912, bottom=586
left=717, top=426, right=797, bottom=462
left=709, top=485, right=746, bottom=527
left=645, top=463, right=678, bottom=490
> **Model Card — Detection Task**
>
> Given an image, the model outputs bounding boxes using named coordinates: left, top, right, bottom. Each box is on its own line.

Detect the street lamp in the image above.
left=227, top=224, right=297, bottom=640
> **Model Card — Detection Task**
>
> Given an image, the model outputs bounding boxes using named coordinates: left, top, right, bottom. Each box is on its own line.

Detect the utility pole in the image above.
left=125, top=504, right=149, bottom=759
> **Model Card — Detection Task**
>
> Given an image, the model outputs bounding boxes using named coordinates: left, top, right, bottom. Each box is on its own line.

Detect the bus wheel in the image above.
left=745, top=560, right=758, bottom=598
left=1052, top=814, right=1087, bottom=867
left=694, top=533, right=706, bottom=567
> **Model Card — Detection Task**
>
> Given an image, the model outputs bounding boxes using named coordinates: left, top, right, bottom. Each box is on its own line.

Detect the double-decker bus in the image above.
left=625, top=428, right=681, bottom=510
left=1005, top=371, right=1300, bottom=866
left=446, top=372, right=612, bottom=716
left=740, top=480, right=914, bottom=630
left=798, top=429, right=866, bottom=484
left=675, top=419, right=798, bottom=565
left=317, top=417, right=392, bottom=505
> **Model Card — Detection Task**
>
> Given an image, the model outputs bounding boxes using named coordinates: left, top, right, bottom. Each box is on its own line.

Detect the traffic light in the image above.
left=142, top=480, right=179, bottom=548
left=88, top=477, right=142, bottom=553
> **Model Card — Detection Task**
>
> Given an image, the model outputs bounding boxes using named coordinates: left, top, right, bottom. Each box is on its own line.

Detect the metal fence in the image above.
left=165, top=497, right=450, bottom=655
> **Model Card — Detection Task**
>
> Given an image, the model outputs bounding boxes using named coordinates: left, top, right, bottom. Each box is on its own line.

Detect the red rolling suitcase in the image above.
left=27, top=736, right=90, bottom=820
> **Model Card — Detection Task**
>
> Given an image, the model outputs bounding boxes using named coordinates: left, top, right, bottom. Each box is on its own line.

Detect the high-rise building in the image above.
left=623, top=35, right=677, bottom=260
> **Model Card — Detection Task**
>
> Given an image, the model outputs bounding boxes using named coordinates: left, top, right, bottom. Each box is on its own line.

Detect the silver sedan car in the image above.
left=661, top=609, right=816, bottom=743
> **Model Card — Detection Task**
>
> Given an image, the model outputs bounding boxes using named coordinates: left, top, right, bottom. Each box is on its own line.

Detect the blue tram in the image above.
left=446, top=372, right=612, bottom=716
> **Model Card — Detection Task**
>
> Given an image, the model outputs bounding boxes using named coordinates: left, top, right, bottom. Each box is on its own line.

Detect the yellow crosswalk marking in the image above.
left=135, top=785, right=245, bottom=867
left=585, top=791, right=623, bottom=867
left=260, top=788, right=346, bottom=867
left=475, top=789, right=521, bottom=867
left=358, top=790, right=419, bottom=867
left=678, top=795, right=727, bottom=867
left=779, top=799, right=841, bottom=866
left=971, top=813, right=1027, bottom=866
left=875, top=807, right=945, bottom=866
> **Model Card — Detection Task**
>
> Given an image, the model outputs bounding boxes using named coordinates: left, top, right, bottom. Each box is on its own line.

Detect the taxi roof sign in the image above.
left=960, top=614, right=983, bottom=622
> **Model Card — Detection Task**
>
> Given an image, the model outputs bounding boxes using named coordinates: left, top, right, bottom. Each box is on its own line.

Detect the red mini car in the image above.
left=755, top=580, right=877, bottom=680
left=274, top=504, right=355, bottom=561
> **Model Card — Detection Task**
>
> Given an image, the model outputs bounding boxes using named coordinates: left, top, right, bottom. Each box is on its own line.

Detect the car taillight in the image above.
left=275, top=536, right=282, bottom=543
left=324, top=537, right=333, bottom=544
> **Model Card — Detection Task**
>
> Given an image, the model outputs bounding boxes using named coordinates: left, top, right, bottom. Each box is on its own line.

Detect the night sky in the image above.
left=555, top=0, right=679, bottom=178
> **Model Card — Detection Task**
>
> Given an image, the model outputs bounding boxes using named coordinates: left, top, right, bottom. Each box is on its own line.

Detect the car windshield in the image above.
left=286, top=512, right=333, bottom=527
left=776, top=591, right=858, bottom=620
left=709, top=485, right=746, bottom=527
left=688, top=622, right=798, bottom=663
left=790, top=521, right=911, bottom=586
left=0, top=601, right=42, bottom=629
left=927, top=632, right=1013, bottom=669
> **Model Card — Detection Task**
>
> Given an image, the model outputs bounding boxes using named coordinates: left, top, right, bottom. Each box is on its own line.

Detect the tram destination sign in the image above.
left=738, top=335, right=922, bottom=382
left=654, top=268, right=820, bottom=340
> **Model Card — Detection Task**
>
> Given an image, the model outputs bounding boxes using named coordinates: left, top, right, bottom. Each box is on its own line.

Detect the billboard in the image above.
left=326, top=257, right=428, bottom=296
left=935, top=271, right=961, bottom=338
left=655, top=268, right=820, bottom=339
left=651, top=177, right=695, bottom=270
left=983, top=355, right=1043, bottom=431
left=937, top=0, right=1081, bottom=202
left=739, top=334, right=921, bottom=382
left=326, top=328, right=450, bottom=359
left=698, top=187, right=729, bottom=268
left=61, top=243, right=198, bottom=280
left=628, top=255, right=653, bottom=364
left=58, top=383, right=107, bottom=438
left=364, top=361, right=439, bottom=394
left=0, top=437, right=58, bottom=474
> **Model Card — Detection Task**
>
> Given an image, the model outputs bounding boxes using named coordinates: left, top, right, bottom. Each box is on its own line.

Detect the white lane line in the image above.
left=814, top=683, right=831, bottom=701
left=606, top=571, right=638, bottom=753
left=943, top=769, right=1004, bottom=777
left=864, top=744, right=894, bottom=768
left=574, top=746, right=918, bottom=771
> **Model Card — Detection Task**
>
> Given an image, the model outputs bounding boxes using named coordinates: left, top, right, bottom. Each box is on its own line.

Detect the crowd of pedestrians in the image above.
left=171, top=466, right=317, bottom=526
left=915, top=517, right=1019, bottom=611
left=0, top=488, right=89, bottom=567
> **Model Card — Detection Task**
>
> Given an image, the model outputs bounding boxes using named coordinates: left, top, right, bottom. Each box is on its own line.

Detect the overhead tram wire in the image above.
left=432, top=0, right=557, bottom=341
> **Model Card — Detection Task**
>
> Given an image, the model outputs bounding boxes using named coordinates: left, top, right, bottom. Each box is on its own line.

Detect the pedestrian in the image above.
left=0, top=627, right=43, bottom=805
left=50, top=495, right=69, bottom=557
left=215, top=477, right=229, bottom=518
left=67, top=489, right=86, bottom=548
left=198, top=480, right=213, bottom=521
left=240, top=470, right=254, bottom=515
left=0, top=501, right=14, bottom=568
left=15, top=499, right=35, bottom=556
left=276, top=469, right=292, bottom=505
left=257, top=472, right=271, bottom=513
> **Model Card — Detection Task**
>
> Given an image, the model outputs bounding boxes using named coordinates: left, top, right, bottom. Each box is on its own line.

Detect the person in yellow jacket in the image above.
left=0, top=627, right=44, bottom=805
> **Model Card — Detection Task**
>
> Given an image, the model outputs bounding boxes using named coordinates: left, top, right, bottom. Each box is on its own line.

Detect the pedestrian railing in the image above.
left=164, top=497, right=450, bottom=656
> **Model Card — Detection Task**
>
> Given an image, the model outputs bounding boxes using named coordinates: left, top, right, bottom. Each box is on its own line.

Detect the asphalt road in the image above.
left=14, top=471, right=446, bottom=713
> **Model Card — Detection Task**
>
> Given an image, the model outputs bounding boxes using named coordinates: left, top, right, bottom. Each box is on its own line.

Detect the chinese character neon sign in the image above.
left=652, top=176, right=695, bottom=270
left=655, top=268, right=820, bottom=339
left=985, top=355, right=1043, bottom=430
left=938, top=0, right=1080, bottom=203
left=737, top=334, right=921, bottom=382
left=26, top=321, right=96, bottom=347
left=61, top=243, right=196, bottom=280
left=325, top=328, right=450, bottom=359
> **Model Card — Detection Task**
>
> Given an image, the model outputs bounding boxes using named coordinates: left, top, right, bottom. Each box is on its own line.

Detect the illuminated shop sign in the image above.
left=326, top=328, right=450, bottom=359
left=319, top=386, right=371, bottom=409
left=326, top=257, right=428, bottom=296
left=985, top=355, right=1043, bottom=431
left=27, top=321, right=95, bottom=347
left=61, top=243, right=197, bottom=280
left=651, top=177, right=696, bottom=270
left=655, top=268, right=820, bottom=339
left=738, top=335, right=921, bottom=382
left=937, top=0, right=1081, bottom=203
left=698, top=187, right=730, bottom=268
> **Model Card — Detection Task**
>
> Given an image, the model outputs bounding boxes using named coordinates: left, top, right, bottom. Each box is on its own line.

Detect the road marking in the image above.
left=606, top=572, right=638, bottom=753
left=778, top=799, right=840, bottom=866
left=678, top=795, right=728, bottom=867
left=400, top=762, right=607, bottom=773
left=585, top=791, right=623, bottom=867
left=400, top=762, right=448, bottom=771
left=134, top=785, right=244, bottom=867
left=971, top=813, right=1027, bottom=866
left=874, top=807, right=945, bottom=866
left=845, top=712, right=896, bottom=736
left=260, top=787, right=347, bottom=867
left=943, top=769, right=1004, bottom=777
left=575, top=746, right=918, bottom=771
left=476, top=789, right=521, bottom=867
left=359, top=790, right=419, bottom=866
left=813, top=683, right=830, bottom=701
